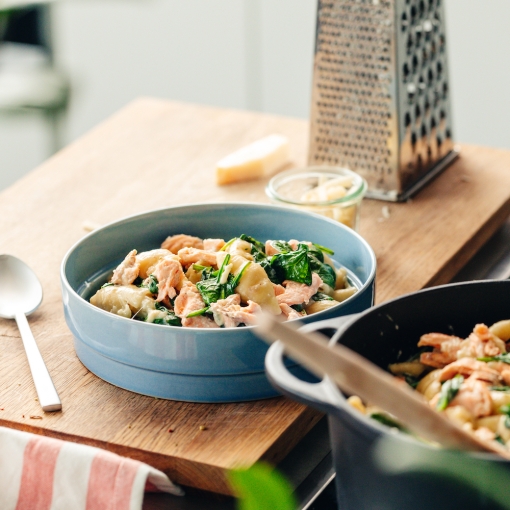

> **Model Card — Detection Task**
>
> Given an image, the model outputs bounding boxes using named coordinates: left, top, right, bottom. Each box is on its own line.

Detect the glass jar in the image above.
left=266, top=166, right=367, bottom=231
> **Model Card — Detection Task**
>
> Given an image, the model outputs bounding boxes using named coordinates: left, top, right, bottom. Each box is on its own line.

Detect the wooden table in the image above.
left=1, top=98, right=510, bottom=505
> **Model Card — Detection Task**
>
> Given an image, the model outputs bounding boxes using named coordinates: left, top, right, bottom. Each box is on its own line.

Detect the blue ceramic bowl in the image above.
left=60, top=203, right=376, bottom=402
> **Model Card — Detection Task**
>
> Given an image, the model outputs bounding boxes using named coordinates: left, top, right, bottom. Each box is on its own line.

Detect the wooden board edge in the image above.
left=424, top=197, right=510, bottom=287
left=259, top=406, right=324, bottom=466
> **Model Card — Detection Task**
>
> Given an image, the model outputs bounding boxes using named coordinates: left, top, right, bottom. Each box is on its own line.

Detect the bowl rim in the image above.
left=60, top=201, right=377, bottom=332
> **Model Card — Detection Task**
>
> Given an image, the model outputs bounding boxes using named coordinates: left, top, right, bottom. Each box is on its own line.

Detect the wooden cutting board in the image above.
left=1, top=98, right=510, bottom=495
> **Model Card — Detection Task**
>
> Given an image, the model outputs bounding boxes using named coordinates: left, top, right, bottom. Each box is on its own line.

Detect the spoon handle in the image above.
left=15, top=313, right=62, bottom=412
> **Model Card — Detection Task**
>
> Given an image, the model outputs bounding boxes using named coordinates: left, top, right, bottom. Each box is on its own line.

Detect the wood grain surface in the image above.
left=1, top=98, right=510, bottom=496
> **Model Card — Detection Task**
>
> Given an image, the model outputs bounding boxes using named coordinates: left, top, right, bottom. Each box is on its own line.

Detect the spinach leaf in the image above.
left=370, top=412, right=408, bottom=432
left=139, top=274, right=159, bottom=294
left=269, top=240, right=292, bottom=254
left=405, top=375, right=420, bottom=388
left=196, top=255, right=251, bottom=306
left=270, top=244, right=312, bottom=285
left=186, top=306, right=209, bottom=318
left=501, top=405, right=510, bottom=429
left=436, top=375, right=464, bottom=411
left=259, top=258, right=279, bottom=284
left=308, top=253, right=336, bottom=289
left=101, top=282, right=114, bottom=289
left=239, top=234, right=265, bottom=253
left=491, top=386, right=510, bottom=392
left=307, top=243, right=325, bottom=263
left=153, top=302, right=182, bottom=326
left=311, top=292, right=334, bottom=302
left=148, top=274, right=159, bottom=294
left=312, top=242, right=335, bottom=256
left=479, top=353, right=510, bottom=364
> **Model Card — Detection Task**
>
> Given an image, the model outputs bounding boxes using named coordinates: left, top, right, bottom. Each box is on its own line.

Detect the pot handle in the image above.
left=265, top=314, right=361, bottom=413
left=299, top=313, right=361, bottom=346
left=265, top=341, right=344, bottom=413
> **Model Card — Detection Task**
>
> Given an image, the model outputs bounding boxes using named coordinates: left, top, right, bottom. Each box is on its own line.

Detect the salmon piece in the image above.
left=153, top=258, right=184, bottom=302
left=418, top=333, right=463, bottom=368
left=279, top=303, right=303, bottom=321
left=457, top=324, right=507, bottom=359
left=418, top=333, right=463, bottom=350
left=500, top=368, right=510, bottom=386
left=450, top=378, right=493, bottom=418
left=161, top=234, right=203, bottom=254
left=174, top=281, right=205, bottom=317
left=265, top=241, right=280, bottom=256
left=473, top=426, right=496, bottom=443
left=420, top=351, right=458, bottom=369
left=174, top=281, right=218, bottom=328
left=177, top=247, right=218, bottom=267
left=110, top=249, right=140, bottom=285
left=439, top=358, right=501, bottom=384
left=277, top=273, right=323, bottom=306
left=272, top=283, right=285, bottom=296
left=203, top=238, right=225, bottom=252
left=288, top=239, right=299, bottom=251
left=184, top=315, right=219, bottom=328
left=209, top=294, right=261, bottom=327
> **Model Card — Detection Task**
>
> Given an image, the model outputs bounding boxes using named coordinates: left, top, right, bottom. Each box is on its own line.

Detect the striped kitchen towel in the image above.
left=0, top=426, right=183, bottom=510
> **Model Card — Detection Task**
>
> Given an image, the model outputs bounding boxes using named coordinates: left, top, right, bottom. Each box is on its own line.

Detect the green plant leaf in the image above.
left=270, top=243, right=312, bottom=285
left=227, top=463, right=297, bottom=510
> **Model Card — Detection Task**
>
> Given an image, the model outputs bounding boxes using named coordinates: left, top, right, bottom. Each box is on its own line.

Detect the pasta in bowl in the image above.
left=89, top=233, right=357, bottom=329
left=61, top=203, right=376, bottom=402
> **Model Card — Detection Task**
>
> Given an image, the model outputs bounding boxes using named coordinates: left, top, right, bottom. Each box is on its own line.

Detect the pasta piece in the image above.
left=305, top=299, right=338, bottom=315
left=332, top=287, right=357, bottom=303
left=185, top=265, right=203, bottom=284
left=476, top=414, right=501, bottom=433
left=334, top=266, right=348, bottom=289
left=496, top=416, right=510, bottom=444
left=224, top=239, right=253, bottom=261
left=346, top=396, right=366, bottom=414
left=136, top=249, right=173, bottom=279
left=489, top=390, right=510, bottom=414
left=90, top=285, right=155, bottom=319
left=388, top=361, right=427, bottom=378
left=416, top=369, right=442, bottom=401
left=234, top=260, right=281, bottom=315
left=489, top=320, right=510, bottom=341
left=444, top=405, right=474, bottom=428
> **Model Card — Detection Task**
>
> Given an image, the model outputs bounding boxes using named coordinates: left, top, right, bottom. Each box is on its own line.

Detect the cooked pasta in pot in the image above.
left=90, top=233, right=356, bottom=329
left=349, top=320, right=510, bottom=448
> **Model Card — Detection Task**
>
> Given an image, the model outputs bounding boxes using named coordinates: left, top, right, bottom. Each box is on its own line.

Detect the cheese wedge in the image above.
left=216, top=134, right=290, bottom=185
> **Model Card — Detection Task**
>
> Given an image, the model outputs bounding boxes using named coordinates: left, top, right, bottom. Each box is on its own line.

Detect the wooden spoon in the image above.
left=255, top=313, right=510, bottom=458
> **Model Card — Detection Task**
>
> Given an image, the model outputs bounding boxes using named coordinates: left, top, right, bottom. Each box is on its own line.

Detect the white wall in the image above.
left=1, top=0, right=509, bottom=190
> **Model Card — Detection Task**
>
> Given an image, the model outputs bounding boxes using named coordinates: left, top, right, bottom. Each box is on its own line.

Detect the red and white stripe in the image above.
left=0, top=427, right=182, bottom=510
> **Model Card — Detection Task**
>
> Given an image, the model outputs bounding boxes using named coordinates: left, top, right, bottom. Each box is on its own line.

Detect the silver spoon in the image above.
left=0, top=255, right=61, bottom=412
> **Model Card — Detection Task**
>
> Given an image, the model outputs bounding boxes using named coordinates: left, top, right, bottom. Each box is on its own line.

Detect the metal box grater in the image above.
left=308, top=0, right=458, bottom=201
